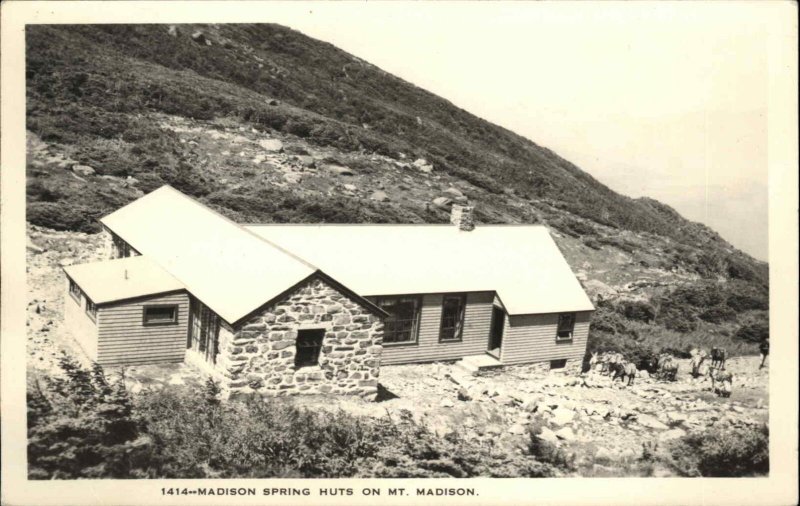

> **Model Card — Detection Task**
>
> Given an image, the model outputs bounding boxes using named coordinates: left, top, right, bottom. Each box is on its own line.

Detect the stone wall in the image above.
left=215, top=276, right=384, bottom=400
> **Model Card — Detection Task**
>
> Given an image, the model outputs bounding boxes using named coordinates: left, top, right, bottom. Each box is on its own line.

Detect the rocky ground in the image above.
left=27, top=225, right=769, bottom=477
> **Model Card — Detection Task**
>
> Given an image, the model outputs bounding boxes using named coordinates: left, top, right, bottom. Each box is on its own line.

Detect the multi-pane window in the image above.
left=556, top=313, right=576, bottom=341
left=295, top=329, right=326, bottom=368
left=68, top=279, right=82, bottom=303
left=439, top=294, right=467, bottom=342
left=85, top=298, right=98, bottom=321
left=143, top=305, right=178, bottom=325
left=376, top=296, right=422, bottom=345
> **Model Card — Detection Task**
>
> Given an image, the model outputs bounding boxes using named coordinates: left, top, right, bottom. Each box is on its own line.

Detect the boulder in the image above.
left=268, top=99, right=280, bottom=106
left=283, top=173, right=302, bottom=185
left=432, top=196, right=452, bottom=209
left=191, top=31, right=211, bottom=46
left=72, top=164, right=95, bottom=176
left=343, top=184, right=357, bottom=192
left=443, top=187, right=464, bottom=198
left=508, top=424, right=528, bottom=436
left=457, top=387, right=472, bottom=401
left=658, top=428, right=686, bottom=442
left=324, top=164, right=354, bottom=176
left=167, top=25, right=179, bottom=37
left=536, top=426, right=559, bottom=445
left=440, top=398, right=454, bottom=408
left=259, top=139, right=284, bottom=152
left=413, top=158, right=434, bottom=173
left=297, top=155, right=316, bottom=168
left=635, top=413, right=669, bottom=430
left=370, top=190, right=388, bottom=202
left=550, top=407, right=576, bottom=426
left=554, top=427, right=575, bottom=441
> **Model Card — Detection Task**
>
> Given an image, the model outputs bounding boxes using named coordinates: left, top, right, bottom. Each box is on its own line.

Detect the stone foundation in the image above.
left=215, top=276, right=384, bottom=400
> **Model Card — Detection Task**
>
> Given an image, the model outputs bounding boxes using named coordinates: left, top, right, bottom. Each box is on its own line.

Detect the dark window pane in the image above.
left=377, top=296, right=421, bottom=344
left=144, top=305, right=178, bottom=324
left=295, top=329, right=325, bottom=368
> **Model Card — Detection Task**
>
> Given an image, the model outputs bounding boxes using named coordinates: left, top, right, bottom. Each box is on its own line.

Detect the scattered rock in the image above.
left=536, top=427, right=559, bottom=444
left=508, top=423, right=528, bottom=436
left=550, top=407, right=576, bottom=426
left=297, top=155, right=316, bottom=168
left=635, top=413, right=669, bottom=430
left=413, top=158, right=434, bottom=173
left=443, top=187, right=464, bottom=198
left=370, top=190, right=388, bottom=202
left=658, top=428, right=686, bottom=442
left=324, top=164, right=354, bottom=176
left=555, top=427, right=575, bottom=441
left=72, top=164, right=95, bottom=176
left=432, top=196, right=452, bottom=209
left=259, top=139, right=284, bottom=152
left=191, top=31, right=211, bottom=46
left=284, top=173, right=302, bottom=185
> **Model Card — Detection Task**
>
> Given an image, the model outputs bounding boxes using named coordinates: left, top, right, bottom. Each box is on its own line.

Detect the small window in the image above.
left=68, top=279, right=82, bottom=303
left=85, top=298, right=97, bottom=321
left=550, top=359, right=567, bottom=370
left=376, top=296, right=422, bottom=345
left=295, top=329, right=326, bottom=368
left=556, top=313, right=576, bottom=341
left=440, top=294, right=467, bottom=342
left=143, top=305, right=179, bottom=326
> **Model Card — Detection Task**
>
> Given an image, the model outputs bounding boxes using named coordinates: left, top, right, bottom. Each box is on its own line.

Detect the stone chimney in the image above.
left=450, top=204, right=475, bottom=231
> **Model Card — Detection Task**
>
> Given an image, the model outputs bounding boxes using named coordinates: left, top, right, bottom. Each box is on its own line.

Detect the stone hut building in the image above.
left=64, top=186, right=594, bottom=395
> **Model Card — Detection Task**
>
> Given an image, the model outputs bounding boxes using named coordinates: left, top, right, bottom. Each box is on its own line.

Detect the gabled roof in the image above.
left=245, top=224, right=595, bottom=315
left=63, top=256, right=185, bottom=305
left=100, top=186, right=338, bottom=325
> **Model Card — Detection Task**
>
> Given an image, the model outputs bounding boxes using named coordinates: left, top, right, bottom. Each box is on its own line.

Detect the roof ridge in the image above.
left=156, top=185, right=319, bottom=271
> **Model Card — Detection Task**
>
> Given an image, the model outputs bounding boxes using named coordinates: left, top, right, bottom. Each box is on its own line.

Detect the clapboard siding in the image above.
left=500, top=310, right=592, bottom=365
left=63, top=277, right=98, bottom=361
left=96, top=291, right=189, bottom=365
left=381, top=292, right=494, bottom=365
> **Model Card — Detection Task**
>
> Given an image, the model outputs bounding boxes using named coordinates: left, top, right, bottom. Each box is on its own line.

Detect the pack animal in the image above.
left=710, top=368, right=733, bottom=398
left=610, top=360, right=637, bottom=386
left=710, top=347, right=727, bottom=370
left=658, top=356, right=679, bottom=382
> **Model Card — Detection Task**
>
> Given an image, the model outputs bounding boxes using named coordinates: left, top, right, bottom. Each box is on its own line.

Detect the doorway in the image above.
left=488, top=306, right=505, bottom=358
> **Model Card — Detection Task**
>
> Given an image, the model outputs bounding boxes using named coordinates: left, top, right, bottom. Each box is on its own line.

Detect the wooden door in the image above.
left=488, top=306, right=505, bottom=356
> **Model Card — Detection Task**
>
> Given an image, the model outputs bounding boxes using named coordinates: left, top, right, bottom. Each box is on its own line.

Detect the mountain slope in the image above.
left=25, top=24, right=768, bottom=357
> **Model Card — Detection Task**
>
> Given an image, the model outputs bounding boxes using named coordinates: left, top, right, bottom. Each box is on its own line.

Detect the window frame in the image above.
left=85, top=297, right=98, bottom=322
left=68, top=278, right=82, bottom=304
left=439, top=293, right=467, bottom=343
left=142, top=304, right=179, bottom=326
left=374, top=295, right=423, bottom=347
left=556, top=312, right=576, bottom=342
left=294, top=328, right=326, bottom=369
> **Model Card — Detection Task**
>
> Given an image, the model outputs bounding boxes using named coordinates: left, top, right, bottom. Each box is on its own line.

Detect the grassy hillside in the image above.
left=25, top=24, right=768, bottom=356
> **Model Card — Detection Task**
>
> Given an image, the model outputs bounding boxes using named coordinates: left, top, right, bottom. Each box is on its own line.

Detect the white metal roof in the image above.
left=100, top=186, right=317, bottom=324
left=63, top=255, right=185, bottom=304
left=245, top=224, right=595, bottom=315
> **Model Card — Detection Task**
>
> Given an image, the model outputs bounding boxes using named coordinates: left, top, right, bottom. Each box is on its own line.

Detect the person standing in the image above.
left=759, top=338, right=769, bottom=369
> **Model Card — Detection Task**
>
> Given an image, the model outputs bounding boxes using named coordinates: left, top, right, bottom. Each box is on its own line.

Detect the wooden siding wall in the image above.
left=96, top=291, right=190, bottom=366
left=63, top=277, right=98, bottom=361
left=500, top=310, right=592, bottom=366
left=380, top=292, right=494, bottom=365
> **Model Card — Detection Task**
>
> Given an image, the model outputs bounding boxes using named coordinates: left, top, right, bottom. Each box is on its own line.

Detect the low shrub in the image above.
left=735, top=321, right=769, bottom=343
left=29, top=356, right=568, bottom=479
left=665, top=425, right=769, bottom=477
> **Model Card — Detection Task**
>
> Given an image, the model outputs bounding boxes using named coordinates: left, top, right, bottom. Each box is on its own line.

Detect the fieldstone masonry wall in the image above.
left=215, top=276, right=384, bottom=400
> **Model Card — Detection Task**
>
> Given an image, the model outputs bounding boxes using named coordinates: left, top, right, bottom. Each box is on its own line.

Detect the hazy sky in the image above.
left=257, top=2, right=771, bottom=260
